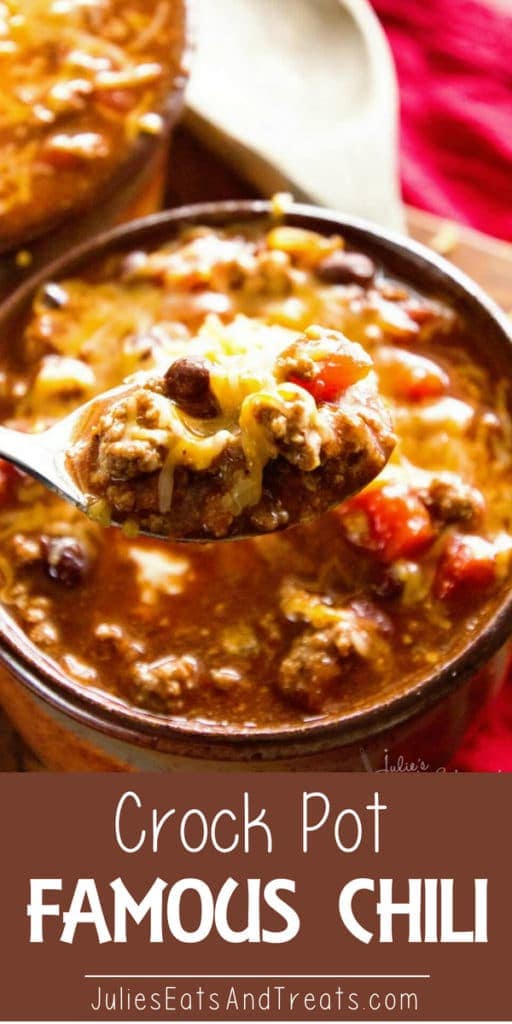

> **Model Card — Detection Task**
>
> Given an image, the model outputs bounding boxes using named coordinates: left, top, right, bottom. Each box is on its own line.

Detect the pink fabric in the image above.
left=372, top=0, right=512, bottom=770
left=452, top=681, right=512, bottom=771
left=372, top=0, right=512, bottom=241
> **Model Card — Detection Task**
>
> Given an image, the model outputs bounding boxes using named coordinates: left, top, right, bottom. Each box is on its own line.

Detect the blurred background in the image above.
left=371, top=0, right=512, bottom=242
left=181, top=0, right=512, bottom=242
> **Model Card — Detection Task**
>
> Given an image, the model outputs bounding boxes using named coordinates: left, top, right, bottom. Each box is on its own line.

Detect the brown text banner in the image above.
left=0, top=773, right=509, bottom=1021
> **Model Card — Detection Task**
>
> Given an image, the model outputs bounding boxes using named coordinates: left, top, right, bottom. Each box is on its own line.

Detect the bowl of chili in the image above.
left=0, top=200, right=511, bottom=771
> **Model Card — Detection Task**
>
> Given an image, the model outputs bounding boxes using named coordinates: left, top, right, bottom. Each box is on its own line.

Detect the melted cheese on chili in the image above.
left=71, top=314, right=338, bottom=521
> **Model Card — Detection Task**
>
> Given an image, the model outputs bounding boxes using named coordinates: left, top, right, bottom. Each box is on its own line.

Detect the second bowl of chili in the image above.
left=0, top=0, right=190, bottom=296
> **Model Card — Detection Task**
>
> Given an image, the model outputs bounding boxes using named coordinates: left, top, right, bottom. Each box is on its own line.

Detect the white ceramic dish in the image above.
left=186, top=0, right=404, bottom=230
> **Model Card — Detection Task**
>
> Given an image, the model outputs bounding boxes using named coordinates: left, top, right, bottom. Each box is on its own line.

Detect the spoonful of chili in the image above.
left=0, top=318, right=395, bottom=541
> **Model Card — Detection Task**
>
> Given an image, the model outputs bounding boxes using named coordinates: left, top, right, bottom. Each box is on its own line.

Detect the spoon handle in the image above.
left=0, top=425, right=49, bottom=476
left=0, top=424, right=87, bottom=512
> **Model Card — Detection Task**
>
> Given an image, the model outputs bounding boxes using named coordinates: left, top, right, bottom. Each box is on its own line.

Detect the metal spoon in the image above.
left=0, top=419, right=86, bottom=511
left=0, top=385, right=184, bottom=540
left=0, top=372, right=394, bottom=544
left=0, top=391, right=122, bottom=521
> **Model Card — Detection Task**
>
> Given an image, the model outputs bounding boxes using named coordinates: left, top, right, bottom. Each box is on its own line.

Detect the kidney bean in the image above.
left=372, top=567, right=405, bottom=601
left=315, top=251, right=376, bottom=286
left=43, top=536, right=89, bottom=586
left=164, top=358, right=220, bottom=419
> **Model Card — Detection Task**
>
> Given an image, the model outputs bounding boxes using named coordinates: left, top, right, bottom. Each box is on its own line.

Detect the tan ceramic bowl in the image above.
left=0, top=201, right=511, bottom=771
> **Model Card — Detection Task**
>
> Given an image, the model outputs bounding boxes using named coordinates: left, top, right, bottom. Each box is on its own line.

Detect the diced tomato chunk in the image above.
left=290, top=335, right=372, bottom=403
left=402, top=301, right=436, bottom=325
left=434, top=534, right=497, bottom=600
left=374, top=346, right=449, bottom=401
left=0, top=459, right=22, bottom=505
left=340, top=482, right=435, bottom=563
left=95, top=89, right=137, bottom=113
left=39, top=132, right=108, bottom=170
left=162, top=290, right=232, bottom=327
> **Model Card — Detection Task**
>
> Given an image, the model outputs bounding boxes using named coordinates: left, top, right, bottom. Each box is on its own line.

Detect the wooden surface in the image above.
left=1, top=125, right=512, bottom=771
